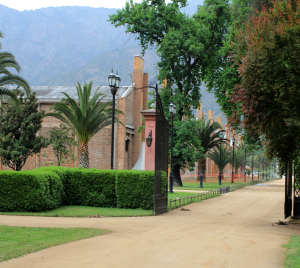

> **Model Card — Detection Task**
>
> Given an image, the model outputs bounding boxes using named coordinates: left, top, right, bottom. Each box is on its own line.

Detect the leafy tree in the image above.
left=0, top=90, right=47, bottom=171
left=45, top=124, right=77, bottom=166
left=205, top=0, right=273, bottom=121
left=194, top=119, right=223, bottom=179
left=110, top=0, right=231, bottom=184
left=230, top=0, right=300, bottom=162
left=0, top=31, right=30, bottom=106
left=208, top=144, right=232, bottom=173
left=47, top=81, right=122, bottom=169
left=171, top=119, right=204, bottom=186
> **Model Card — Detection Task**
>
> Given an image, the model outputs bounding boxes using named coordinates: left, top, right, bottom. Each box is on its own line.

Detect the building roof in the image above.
left=7, top=85, right=134, bottom=102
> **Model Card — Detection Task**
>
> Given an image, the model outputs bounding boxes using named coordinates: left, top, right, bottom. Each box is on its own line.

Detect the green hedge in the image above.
left=116, top=170, right=168, bottom=210
left=63, top=168, right=117, bottom=207
left=0, top=170, right=63, bottom=212
left=0, top=167, right=168, bottom=212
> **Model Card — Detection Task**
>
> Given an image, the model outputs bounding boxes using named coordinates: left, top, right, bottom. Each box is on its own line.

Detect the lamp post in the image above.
left=244, top=149, right=247, bottom=182
left=218, top=132, right=225, bottom=186
left=108, top=69, right=121, bottom=170
left=250, top=152, right=254, bottom=181
left=262, top=158, right=265, bottom=180
left=169, top=103, right=176, bottom=193
left=258, top=156, right=260, bottom=181
left=231, top=133, right=236, bottom=183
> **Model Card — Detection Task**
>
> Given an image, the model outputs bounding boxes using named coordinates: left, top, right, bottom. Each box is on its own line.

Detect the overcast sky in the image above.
left=0, top=0, right=135, bottom=11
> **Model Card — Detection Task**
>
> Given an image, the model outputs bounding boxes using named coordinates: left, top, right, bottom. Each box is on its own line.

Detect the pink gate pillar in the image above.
left=141, top=109, right=156, bottom=170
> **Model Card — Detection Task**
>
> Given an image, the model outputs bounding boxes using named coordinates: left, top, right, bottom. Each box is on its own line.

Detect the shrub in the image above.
left=116, top=170, right=167, bottom=210
left=64, top=169, right=118, bottom=207
left=0, top=170, right=63, bottom=212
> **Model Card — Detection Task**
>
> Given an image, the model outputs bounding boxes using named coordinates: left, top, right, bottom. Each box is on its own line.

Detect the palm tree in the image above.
left=47, top=81, right=122, bottom=169
left=194, top=118, right=223, bottom=179
left=232, top=145, right=245, bottom=174
left=208, top=144, right=232, bottom=174
left=0, top=31, right=31, bottom=105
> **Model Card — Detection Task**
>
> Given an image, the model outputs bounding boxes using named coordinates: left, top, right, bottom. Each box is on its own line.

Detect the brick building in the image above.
left=0, top=56, right=148, bottom=171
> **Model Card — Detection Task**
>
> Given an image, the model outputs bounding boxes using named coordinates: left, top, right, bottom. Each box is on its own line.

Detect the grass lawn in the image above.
left=0, top=225, right=110, bottom=263
left=0, top=206, right=153, bottom=217
left=282, top=234, right=300, bottom=268
left=173, top=181, right=244, bottom=191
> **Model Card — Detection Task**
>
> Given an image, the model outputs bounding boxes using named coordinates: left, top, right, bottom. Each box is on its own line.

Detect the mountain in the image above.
left=40, top=45, right=159, bottom=87
left=0, top=0, right=226, bottom=122
left=0, top=4, right=136, bottom=85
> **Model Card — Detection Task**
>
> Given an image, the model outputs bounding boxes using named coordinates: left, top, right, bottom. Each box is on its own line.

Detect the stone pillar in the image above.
left=141, top=109, right=156, bottom=170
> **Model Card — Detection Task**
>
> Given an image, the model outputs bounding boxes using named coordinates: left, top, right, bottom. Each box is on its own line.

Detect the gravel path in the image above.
left=0, top=178, right=299, bottom=268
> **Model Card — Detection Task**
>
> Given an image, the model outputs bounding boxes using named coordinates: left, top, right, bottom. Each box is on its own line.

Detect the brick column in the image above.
left=141, top=109, right=156, bottom=170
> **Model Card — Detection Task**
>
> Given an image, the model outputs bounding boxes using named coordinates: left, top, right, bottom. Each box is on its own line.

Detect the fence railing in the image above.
left=169, top=177, right=279, bottom=211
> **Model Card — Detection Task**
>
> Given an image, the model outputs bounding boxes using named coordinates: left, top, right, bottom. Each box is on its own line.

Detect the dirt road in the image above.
left=0, top=178, right=299, bottom=268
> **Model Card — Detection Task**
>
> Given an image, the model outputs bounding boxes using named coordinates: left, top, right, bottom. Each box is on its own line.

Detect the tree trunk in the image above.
left=173, top=163, right=183, bottom=186
left=79, top=143, right=89, bottom=169
left=198, top=157, right=206, bottom=181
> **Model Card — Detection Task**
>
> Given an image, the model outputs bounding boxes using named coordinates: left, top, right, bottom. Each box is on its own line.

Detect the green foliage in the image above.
left=208, top=144, right=232, bottom=172
left=0, top=91, right=47, bottom=171
left=230, top=0, right=300, bottom=162
left=116, top=170, right=167, bottom=210
left=0, top=167, right=167, bottom=212
left=0, top=31, right=30, bottom=107
left=116, top=170, right=155, bottom=210
left=109, top=0, right=231, bottom=184
left=46, top=81, right=123, bottom=169
left=63, top=168, right=118, bottom=207
left=172, top=119, right=204, bottom=171
left=0, top=170, right=63, bottom=212
left=45, top=124, right=77, bottom=166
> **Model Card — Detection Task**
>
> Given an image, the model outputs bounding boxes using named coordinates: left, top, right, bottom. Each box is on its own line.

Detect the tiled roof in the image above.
left=6, top=85, right=134, bottom=102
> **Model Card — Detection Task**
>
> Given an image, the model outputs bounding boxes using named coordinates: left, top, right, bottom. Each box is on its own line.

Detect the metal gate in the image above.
left=294, top=155, right=300, bottom=217
left=285, top=161, right=293, bottom=219
left=154, top=84, right=169, bottom=215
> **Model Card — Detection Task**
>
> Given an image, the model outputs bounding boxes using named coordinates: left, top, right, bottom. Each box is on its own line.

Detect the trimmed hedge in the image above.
left=63, top=168, right=117, bottom=207
left=0, top=170, right=63, bottom=212
left=0, top=167, right=168, bottom=212
left=116, top=170, right=155, bottom=210
left=116, top=170, right=168, bottom=210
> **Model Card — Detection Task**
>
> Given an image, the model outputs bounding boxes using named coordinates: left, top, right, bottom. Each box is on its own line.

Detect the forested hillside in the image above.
left=0, top=0, right=226, bottom=122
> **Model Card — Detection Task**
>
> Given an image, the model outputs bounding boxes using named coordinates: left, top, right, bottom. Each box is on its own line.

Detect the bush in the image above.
left=0, top=167, right=167, bottom=212
left=116, top=170, right=167, bottom=210
left=0, top=170, right=63, bottom=212
left=64, top=168, right=117, bottom=207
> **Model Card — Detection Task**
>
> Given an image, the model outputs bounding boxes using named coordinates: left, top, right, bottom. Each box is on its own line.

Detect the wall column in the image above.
left=141, top=109, right=156, bottom=170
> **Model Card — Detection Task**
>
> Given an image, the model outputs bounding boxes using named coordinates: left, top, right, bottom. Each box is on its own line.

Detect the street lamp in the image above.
left=258, top=156, right=261, bottom=181
left=244, top=148, right=247, bottom=182
left=231, top=132, right=236, bottom=183
left=250, top=151, right=254, bottom=181
left=218, top=131, right=225, bottom=186
left=108, top=69, right=121, bottom=169
left=169, top=103, right=176, bottom=193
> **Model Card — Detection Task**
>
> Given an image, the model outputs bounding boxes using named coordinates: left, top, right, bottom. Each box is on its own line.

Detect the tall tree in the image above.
left=47, top=81, right=122, bottom=169
left=109, top=0, right=231, bottom=184
left=194, top=119, right=223, bottom=179
left=0, top=90, right=47, bottom=171
left=230, top=0, right=300, bottom=162
left=171, top=119, right=204, bottom=186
